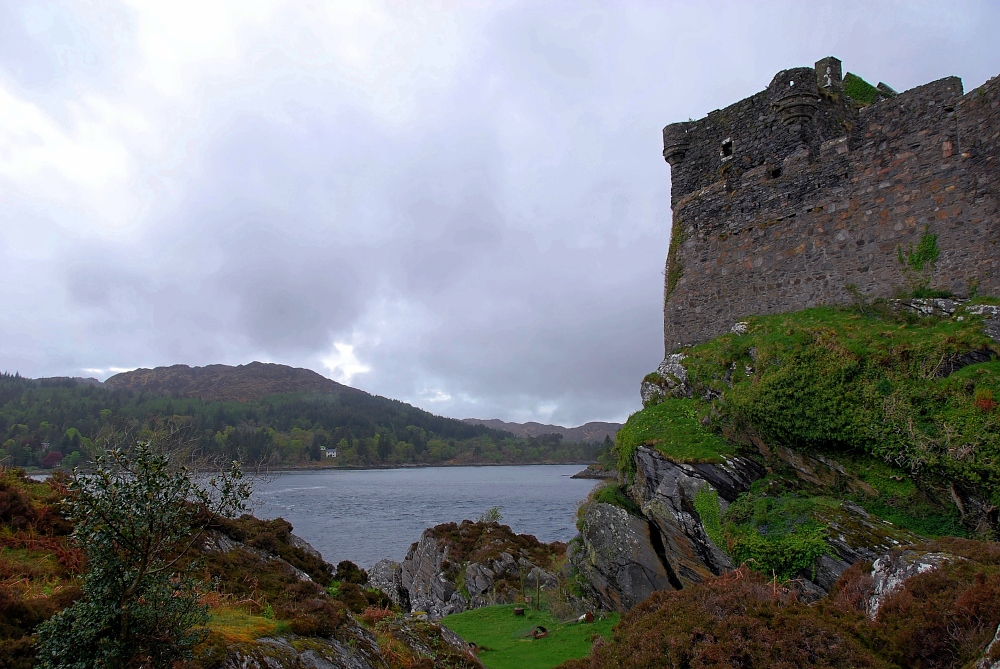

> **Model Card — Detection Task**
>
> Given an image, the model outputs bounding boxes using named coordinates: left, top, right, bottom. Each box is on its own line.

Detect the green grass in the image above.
left=591, top=483, right=642, bottom=517
left=679, top=304, right=1000, bottom=506
left=694, top=485, right=832, bottom=580
left=615, top=399, right=735, bottom=480
left=442, top=604, right=618, bottom=669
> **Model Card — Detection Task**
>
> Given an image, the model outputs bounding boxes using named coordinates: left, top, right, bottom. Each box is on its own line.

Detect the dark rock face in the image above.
left=571, top=448, right=763, bottom=612
left=571, top=503, right=677, bottom=612
left=631, top=447, right=764, bottom=585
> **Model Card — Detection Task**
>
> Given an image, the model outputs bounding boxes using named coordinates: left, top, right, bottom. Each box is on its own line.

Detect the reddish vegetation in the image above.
left=562, top=538, right=1000, bottom=669
left=561, top=568, right=885, bottom=669
left=427, top=520, right=565, bottom=568
left=0, top=469, right=84, bottom=669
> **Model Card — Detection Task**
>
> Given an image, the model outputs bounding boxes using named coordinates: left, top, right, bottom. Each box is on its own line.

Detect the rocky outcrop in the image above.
left=222, top=626, right=386, bottom=669
left=221, top=619, right=483, bottom=669
left=571, top=502, right=677, bottom=611
left=571, top=443, right=931, bottom=610
left=201, top=530, right=316, bottom=583
left=391, top=522, right=562, bottom=620
left=640, top=354, right=692, bottom=406
left=377, top=619, right=483, bottom=668
left=570, top=465, right=618, bottom=480
left=809, top=503, right=925, bottom=596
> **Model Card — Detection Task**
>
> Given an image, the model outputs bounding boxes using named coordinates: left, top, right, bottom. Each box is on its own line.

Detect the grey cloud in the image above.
left=3, top=1, right=1000, bottom=425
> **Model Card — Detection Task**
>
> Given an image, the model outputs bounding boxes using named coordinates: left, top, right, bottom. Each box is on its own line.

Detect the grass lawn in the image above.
left=441, top=604, right=618, bottom=669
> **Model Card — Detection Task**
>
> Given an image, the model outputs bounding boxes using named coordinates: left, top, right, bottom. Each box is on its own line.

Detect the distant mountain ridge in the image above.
left=104, top=362, right=364, bottom=402
left=461, top=418, right=620, bottom=442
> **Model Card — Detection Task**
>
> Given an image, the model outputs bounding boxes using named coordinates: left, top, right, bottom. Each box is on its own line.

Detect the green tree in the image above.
left=35, top=437, right=250, bottom=669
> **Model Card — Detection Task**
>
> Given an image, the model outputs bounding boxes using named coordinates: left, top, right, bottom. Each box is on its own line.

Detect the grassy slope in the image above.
left=615, top=302, right=1000, bottom=578
left=442, top=604, right=618, bottom=669
left=615, top=398, right=734, bottom=477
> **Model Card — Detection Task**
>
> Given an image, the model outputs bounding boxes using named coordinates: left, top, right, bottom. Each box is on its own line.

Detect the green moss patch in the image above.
left=615, top=399, right=734, bottom=480
left=442, top=604, right=618, bottom=669
left=591, top=484, right=642, bottom=517
left=694, top=485, right=832, bottom=580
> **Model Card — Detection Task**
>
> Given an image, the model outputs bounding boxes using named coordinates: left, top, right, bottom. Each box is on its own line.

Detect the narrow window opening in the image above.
left=721, top=139, right=733, bottom=158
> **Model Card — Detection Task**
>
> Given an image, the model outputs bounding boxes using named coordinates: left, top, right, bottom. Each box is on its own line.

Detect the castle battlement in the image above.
left=661, top=56, right=999, bottom=350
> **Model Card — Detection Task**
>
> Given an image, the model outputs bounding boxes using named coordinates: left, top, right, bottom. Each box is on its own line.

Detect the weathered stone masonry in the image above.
left=661, top=56, right=1000, bottom=351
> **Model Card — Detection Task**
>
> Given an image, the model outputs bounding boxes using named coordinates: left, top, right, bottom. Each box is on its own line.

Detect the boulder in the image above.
left=290, top=532, right=324, bottom=561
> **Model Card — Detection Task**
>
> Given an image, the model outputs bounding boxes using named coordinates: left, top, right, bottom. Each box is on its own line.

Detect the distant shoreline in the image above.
left=27, top=460, right=598, bottom=477
left=269, top=460, right=597, bottom=473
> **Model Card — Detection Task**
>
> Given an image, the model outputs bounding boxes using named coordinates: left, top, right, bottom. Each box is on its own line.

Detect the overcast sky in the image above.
left=1, top=1, right=998, bottom=426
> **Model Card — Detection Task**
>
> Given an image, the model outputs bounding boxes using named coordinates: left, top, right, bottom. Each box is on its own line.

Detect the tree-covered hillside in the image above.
left=0, top=374, right=603, bottom=469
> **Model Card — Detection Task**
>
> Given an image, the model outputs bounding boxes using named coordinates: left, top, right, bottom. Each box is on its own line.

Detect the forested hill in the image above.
left=462, top=418, right=621, bottom=442
left=0, top=368, right=605, bottom=470
left=104, top=361, right=364, bottom=401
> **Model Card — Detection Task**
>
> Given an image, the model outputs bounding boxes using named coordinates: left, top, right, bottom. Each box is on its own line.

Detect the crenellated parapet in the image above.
left=660, top=57, right=1000, bottom=351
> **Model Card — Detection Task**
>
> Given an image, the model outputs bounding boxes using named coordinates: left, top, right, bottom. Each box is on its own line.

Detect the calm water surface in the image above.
left=251, top=465, right=598, bottom=568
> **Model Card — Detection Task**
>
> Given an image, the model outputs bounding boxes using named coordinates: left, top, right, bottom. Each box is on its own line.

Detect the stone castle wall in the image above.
left=661, top=57, right=1000, bottom=351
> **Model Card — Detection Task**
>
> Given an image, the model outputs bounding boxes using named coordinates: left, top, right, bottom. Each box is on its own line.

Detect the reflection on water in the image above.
left=251, top=465, right=597, bottom=568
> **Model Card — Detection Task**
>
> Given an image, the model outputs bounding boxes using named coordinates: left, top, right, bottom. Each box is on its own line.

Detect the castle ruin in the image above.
left=661, top=56, right=999, bottom=351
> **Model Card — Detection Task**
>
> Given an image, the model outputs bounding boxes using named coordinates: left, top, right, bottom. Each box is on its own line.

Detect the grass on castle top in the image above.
left=441, top=604, right=618, bottom=669
left=615, top=398, right=735, bottom=479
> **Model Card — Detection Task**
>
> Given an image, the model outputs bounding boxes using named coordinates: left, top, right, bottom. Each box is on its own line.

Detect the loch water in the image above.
left=251, top=465, right=599, bottom=568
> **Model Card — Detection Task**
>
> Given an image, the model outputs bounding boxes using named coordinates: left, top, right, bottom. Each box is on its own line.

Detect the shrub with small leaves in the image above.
left=35, top=438, right=250, bottom=669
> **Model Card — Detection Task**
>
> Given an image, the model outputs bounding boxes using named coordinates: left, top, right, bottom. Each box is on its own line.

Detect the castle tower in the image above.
left=660, top=58, right=999, bottom=352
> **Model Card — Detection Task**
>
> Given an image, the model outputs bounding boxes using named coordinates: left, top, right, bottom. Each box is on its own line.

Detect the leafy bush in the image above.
left=35, top=440, right=250, bottom=669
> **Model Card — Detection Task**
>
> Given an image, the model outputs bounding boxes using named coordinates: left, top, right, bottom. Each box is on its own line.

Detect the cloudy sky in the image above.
left=1, top=1, right=998, bottom=426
